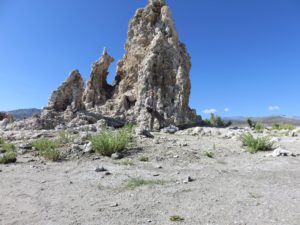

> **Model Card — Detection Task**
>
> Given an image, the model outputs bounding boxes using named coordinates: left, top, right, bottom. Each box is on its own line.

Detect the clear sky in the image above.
left=0, top=0, right=299, bottom=118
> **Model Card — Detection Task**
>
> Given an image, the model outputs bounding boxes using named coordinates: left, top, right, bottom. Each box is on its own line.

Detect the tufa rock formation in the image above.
left=109, top=0, right=198, bottom=126
left=10, top=0, right=200, bottom=130
left=83, top=48, right=115, bottom=109
left=47, top=70, right=84, bottom=112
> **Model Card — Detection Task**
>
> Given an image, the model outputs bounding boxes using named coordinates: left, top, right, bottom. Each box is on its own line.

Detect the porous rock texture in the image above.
left=47, top=70, right=84, bottom=112
left=7, top=0, right=200, bottom=130
left=83, top=48, right=115, bottom=109
left=103, top=0, right=199, bottom=126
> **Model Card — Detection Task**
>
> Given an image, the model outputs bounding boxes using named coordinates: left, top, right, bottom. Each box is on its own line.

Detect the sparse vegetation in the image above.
left=90, top=126, right=133, bottom=157
left=114, top=159, right=134, bottom=166
left=169, top=215, right=185, bottom=222
left=254, top=122, right=264, bottom=132
left=203, top=113, right=232, bottom=128
left=240, top=133, right=274, bottom=153
left=0, top=150, right=17, bottom=164
left=272, top=123, right=295, bottom=131
left=0, top=139, right=17, bottom=164
left=32, top=138, right=60, bottom=161
left=204, top=151, right=214, bottom=158
left=138, top=156, right=149, bottom=162
left=58, top=129, right=73, bottom=144
left=125, top=178, right=165, bottom=189
left=1, top=143, right=16, bottom=152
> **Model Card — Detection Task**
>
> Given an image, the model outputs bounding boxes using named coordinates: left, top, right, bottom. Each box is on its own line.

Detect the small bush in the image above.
left=32, top=138, right=59, bottom=151
left=272, top=123, right=295, bottom=131
left=170, top=215, right=185, bottom=222
left=240, top=133, right=274, bottom=153
left=0, top=151, right=17, bottom=164
left=138, top=156, right=149, bottom=162
left=203, top=113, right=231, bottom=128
left=40, top=148, right=60, bottom=161
left=1, top=143, right=16, bottom=152
left=32, top=138, right=60, bottom=161
left=90, top=127, right=133, bottom=157
left=254, top=122, right=264, bottom=132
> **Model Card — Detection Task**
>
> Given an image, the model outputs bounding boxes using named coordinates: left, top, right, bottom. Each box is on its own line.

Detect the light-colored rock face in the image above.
left=112, top=0, right=198, bottom=126
left=11, top=0, right=199, bottom=130
left=48, top=70, right=84, bottom=112
left=83, top=48, right=115, bottom=109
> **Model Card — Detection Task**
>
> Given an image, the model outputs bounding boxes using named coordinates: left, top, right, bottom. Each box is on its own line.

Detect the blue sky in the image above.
left=0, top=0, right=300, bottom=118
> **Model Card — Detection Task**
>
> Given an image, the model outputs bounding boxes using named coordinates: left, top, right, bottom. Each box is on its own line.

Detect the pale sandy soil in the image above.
left=1, top=130, right=300, bottom=225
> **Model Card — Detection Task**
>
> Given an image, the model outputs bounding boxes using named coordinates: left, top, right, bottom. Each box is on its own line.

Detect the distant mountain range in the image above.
left=2, top=108, right=41, bottom=120
left=224, top=116, right=300, bottom=126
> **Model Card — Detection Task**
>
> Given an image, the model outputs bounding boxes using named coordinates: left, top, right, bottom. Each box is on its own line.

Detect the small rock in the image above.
left=95, top=166, right=107, bottom=172
left=110, top=203, right=118, bottom=207
left=184, top=176, right=194, bottom=183
left=265, top=148, right=296, bottom=157
left=111, top=153, right=123, bottom=160
left=162, top=125, right=179, bottom=134
left=135, top=127, right=154, bottom=138
left=19, top=143, right=32, bottom=149
left=173, top=155, right=179, bottom=158
left=153, top=139, right=160, bottom=144
left=83, top=142, right=93, bottom=153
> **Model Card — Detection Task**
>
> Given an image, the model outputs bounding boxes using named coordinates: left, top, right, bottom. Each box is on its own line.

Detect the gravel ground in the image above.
left=1, top=129, right=300, bottom=225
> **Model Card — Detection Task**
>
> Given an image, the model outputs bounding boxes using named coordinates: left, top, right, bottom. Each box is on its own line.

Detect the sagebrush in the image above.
left=240, top=133, right=274, bottom=153
left=90, top=126, right=133, bottom=157
left=32, top=138, right=60, bottom=161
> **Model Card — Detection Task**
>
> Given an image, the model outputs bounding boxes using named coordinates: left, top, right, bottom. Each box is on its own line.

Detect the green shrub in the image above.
left=254, top=122, right=264, bottom=132
left=40, top=148, right=60, bottom=161
left=0, top=137, right=5, bottom=145
left=90, top=127, right=133, bottom=157
left=32, top=138, right=59, bottom=151
left=0, top=150, right=17, bottom=164
left=203, top=113, right=232, bottom=128
left=272, top=123, right=295, bottom=131
left=138, top=156, right=149, bottom=162
left=169, top=215, right=185, bottom=222
left=240, top=133, right=274, bottom=153
left=32, top=138, right=60, bottom=161
left=1, top=143, right=16, bottom=152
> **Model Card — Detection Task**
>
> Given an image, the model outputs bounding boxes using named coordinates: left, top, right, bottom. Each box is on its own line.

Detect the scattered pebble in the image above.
left=183, top=176, right=194, bottom=183
left=95, top=166, right=107, bottom=172
left=110, top=203, right=118, bottom=207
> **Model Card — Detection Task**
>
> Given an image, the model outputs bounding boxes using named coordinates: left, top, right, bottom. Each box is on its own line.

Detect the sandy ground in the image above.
left=1, top=130, right=300, bottom=225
